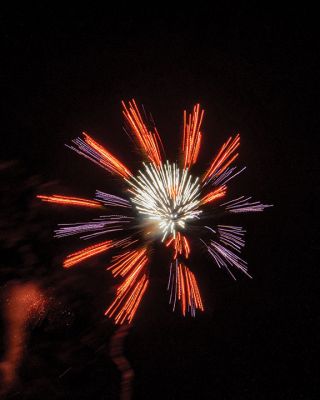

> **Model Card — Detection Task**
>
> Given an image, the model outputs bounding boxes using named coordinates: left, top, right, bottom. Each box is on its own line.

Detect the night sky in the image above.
left=1, top=9, right=318, bottom=399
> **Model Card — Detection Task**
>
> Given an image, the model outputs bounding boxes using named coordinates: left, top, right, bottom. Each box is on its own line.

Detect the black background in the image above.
left=1, top=8, right=318, bottom=399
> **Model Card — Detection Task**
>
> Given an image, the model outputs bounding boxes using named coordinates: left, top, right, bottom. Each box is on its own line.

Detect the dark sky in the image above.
left=1, top=8, right=318, bottom=400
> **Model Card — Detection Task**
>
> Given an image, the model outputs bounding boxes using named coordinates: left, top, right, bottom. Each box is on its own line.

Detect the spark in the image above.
left=68, top=132, right=132, bottom=179
left=55, top=215, right=133, bottom=239
left=105, top=270, right=149, bottom=324
left=182, top=104, right=204, bottom=169
left=63, top=240, right=114, bottom=268
left=168, top=260, right=204, bottom=316
left=202, top=134, right=240, bottom=182
left=221, top=196, right=272, bottom=213
left=39, top=99, right=272, bottom=324
left=166, top=232, right=190, bottom=259
left=122, top=99, right=163, bottom=166
left=108, top=247, right=148, bottom=277
left=201, top=185, right=227, bottom=205
left=95, top=190, right=131, bottom=208
left=128, top=161, right=202, bottom=241
left=37, top=194, right=102, bottom=208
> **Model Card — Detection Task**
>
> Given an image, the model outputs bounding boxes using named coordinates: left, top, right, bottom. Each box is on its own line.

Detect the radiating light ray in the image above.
left=37, top=194, right=102, bottom=208
left=217, top=225, right=246, bottom=252
left=201, top=185, right=227, bottom=205
left=55, top=215, right=133, bottom=239
left=203, top=134, right=240, bottom=183
left=168, top=260, right=204, bottom=316
left=95, top=190, right=131, bottom=208
left=221, top=196, right=272, bottom=213
left=208, top=166, right=246, bottom=187
left=108, top=247, right=148, bottom=277
left=63, top=240, right=114, bottom=268
left=182, top=104, right=204, bottom=169
left=68, top=132, right=132, bottom=179
left=128, top=161, right=202, bottom=240
left=166, top=232, right=190, bottom=259
left=105, top=267, right=149, bottom=324
left=114, top=237, right=139, bottom=249
left=201, top=238, right=251, bottom=279
left=122, top=99, right=163, bottom=166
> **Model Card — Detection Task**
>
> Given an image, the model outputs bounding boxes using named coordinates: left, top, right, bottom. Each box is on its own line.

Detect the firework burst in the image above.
left=38, top=100, right=271, bottom=324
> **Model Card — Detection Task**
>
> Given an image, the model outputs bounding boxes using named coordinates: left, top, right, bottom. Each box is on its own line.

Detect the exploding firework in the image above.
left=38, top=100, right=271, bottom=324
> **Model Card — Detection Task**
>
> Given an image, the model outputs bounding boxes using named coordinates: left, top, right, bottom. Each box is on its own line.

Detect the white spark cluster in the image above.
left=127, top=162, right=202, bottom=241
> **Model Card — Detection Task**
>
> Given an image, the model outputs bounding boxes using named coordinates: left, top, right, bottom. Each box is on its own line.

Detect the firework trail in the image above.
left=38, top=100, right=271, bottom=324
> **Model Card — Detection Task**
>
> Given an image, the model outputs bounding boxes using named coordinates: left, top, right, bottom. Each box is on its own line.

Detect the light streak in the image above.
left=68, top=132, right=132, bottom=179
left=168, top=260, right=204, bottom=316
left=217, top=225, right=246, bottom=251
left=201, top=236, right=250, bottom=279
left=63, top=240, right=114, bottom=268
left=108, top=247, right=148, bottom=277
left=105, top=272, right=149, bottom=324
left=166, top=232, right=190, bottom=259
left=55, top=215, right=133, bottom=239
left=122, top=99, right=163, bottom=166
left=203, top=134, right=240, bottom=183
left=221, top=196, right=272, bottom=213
left=37, top=195, right=102, bottom=208
left=182, top=104, right=204, bottom=169
left=201, top=185, right=227, bottom=205
left=208, top=166, right=246, bottom=187
left=95, top=190, right=131, bottom=208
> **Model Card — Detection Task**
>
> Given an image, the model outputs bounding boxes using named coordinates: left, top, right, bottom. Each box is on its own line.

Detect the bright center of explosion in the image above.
left=128, top=161, right=202, bottom=240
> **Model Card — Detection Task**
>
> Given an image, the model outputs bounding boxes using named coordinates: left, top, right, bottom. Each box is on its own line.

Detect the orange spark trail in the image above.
left=37, top=194, right=102, bottom=208
left=63, top=240, right=114, bottom=268
left=182, top=104, right=204, bottom=169
left=177, top=263, right=204, bottom=316
left=83, top=133, right=132, bottom=179
left=122, top=99, right=163, bottom=166
left=166, top=232, right=190, bottom=259
left=201, top=185, right=227, bottom=205
left=202, top=134, right=240, bottom=182
left=108, top=248, right=148, bottom=277
left=105, top=252, right=149, bottom=324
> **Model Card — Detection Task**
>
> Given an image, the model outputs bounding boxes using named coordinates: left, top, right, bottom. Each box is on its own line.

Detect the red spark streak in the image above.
left=63, top=240, right=114, bottom=268
left=201, top=185, right=227, bottom=205
left=177, top=263, right=204, bottom=316
left=108, top=248, right=148, bottom=277
left=37, top=194, right=102, bottom=208
left=166, top=232, right=190, bottom=259
left=105, top=248, right=149, bottom=324
left=122, top=99, right=163, bottom=166
left=182, top=104, right=204, bottom=169
left=202, top=134, right=240, bottom=182
left=83, top=132, right=132, bottom=179
left=105, top=273, right=149, bottom=325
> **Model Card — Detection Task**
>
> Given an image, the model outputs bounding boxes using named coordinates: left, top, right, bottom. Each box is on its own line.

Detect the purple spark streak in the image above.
left=217, top=225, right=246, bottom=252
left=221, top=196, right=272, bottom=213
left=207, top=166, right=246, bottom=187
left=55, top=215, right=133, bottom=239
left=202, top=239, right=250, bottom=279
left=95, top=190, right=131, bottom=208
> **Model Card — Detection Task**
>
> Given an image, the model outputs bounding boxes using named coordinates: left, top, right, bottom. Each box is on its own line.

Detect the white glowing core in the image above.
left=128, top=162, right=202, bottom=240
